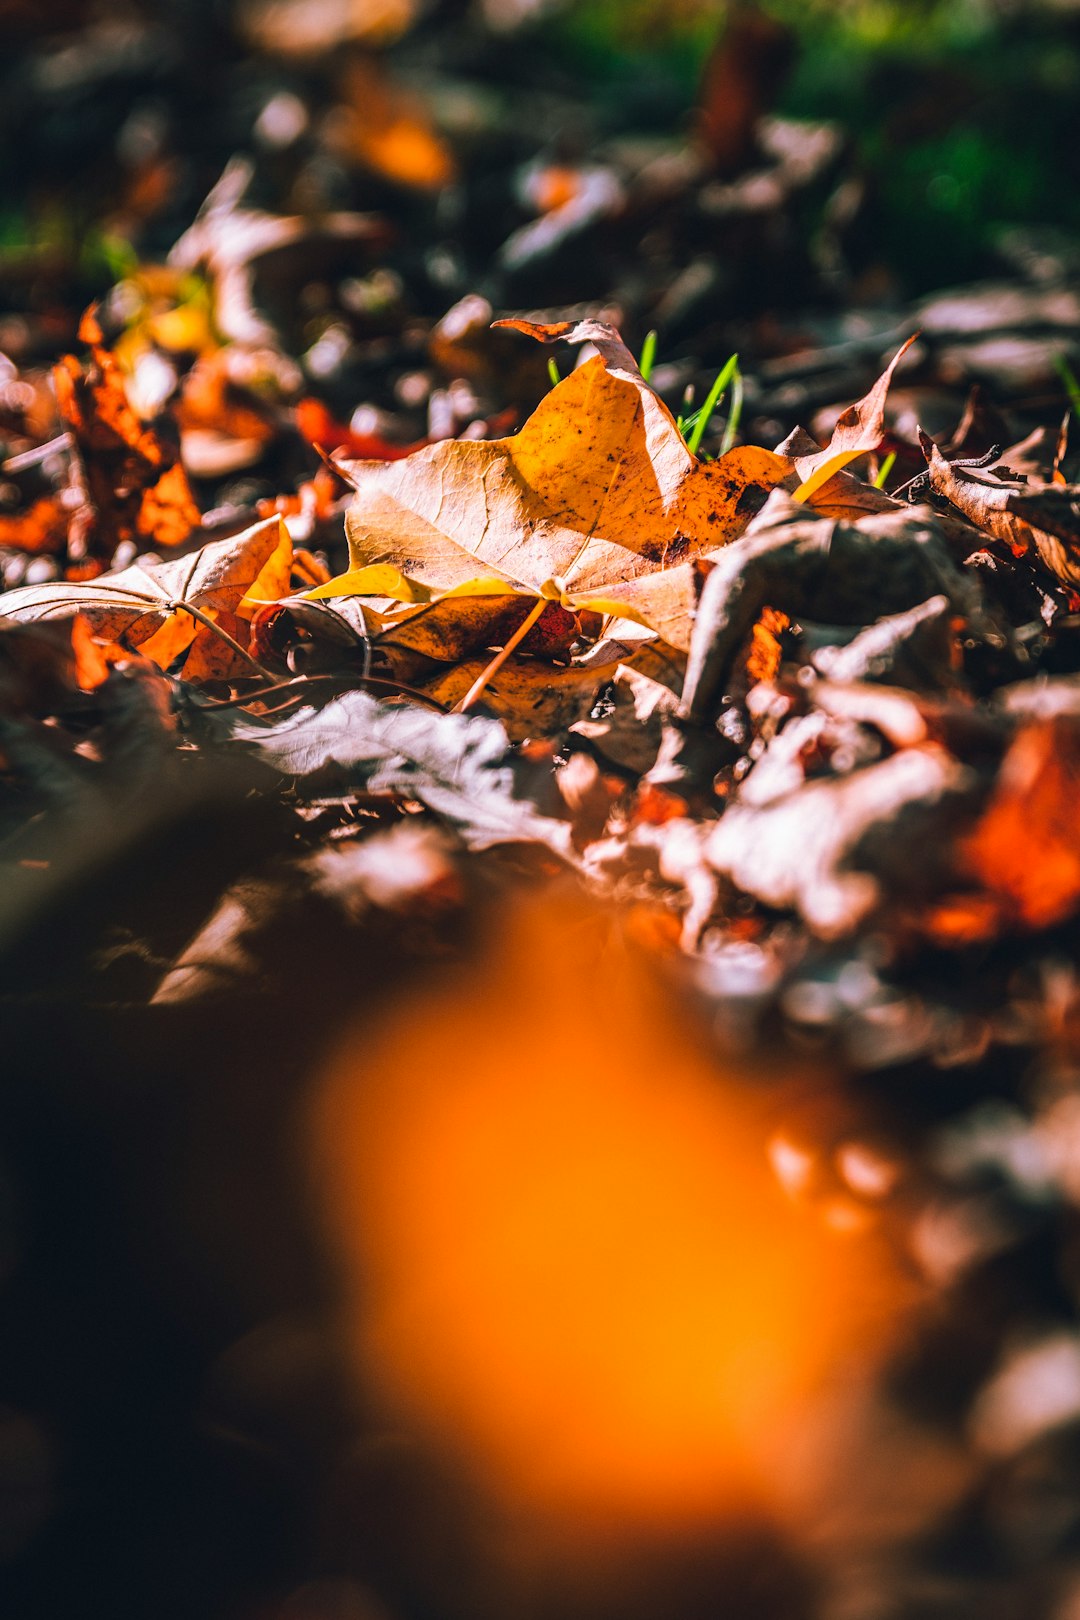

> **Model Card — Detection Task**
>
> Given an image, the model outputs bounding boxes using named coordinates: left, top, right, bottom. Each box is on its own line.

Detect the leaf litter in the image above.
left=8, top=306, right=1080, bottom=1031
left=6, top=261, right=1080, bottom=1620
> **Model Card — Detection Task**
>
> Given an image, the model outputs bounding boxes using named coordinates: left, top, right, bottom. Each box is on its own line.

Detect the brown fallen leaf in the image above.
left=360, top=583, right=580, bottom=665
left=170, top=157, right=389, bottom=348
left=776, top=426, right=903, bottom=521
left=315, top=318, right=792, bottom=652
left=54, top=308, right=201, bottom=560
left=496, top=166, right=624, bottom=276
left=313, top=325, right=923, bottom=682
left=0, top=515, right=291, bottom=680
left=696, top=3, right=795, bottom=177
left=792, top=336, right=919, bottom=502
left=571, top=661, right=682, bottom=777
left=0, top=617, right=84, bottom=716
left=328, top=54, right=456, bottom=191
left=0, top=497, right=69, bottom=555
left=922, top=434, right=1080, bottom=588
left=680, top=501, right=978, bottom=728
left=704, top=744, right=975, bottom=938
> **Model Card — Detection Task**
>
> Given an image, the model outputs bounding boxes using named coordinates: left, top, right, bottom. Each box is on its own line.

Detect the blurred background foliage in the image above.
left=0, top=0, right=1077, bottom=305
left=535, top=0, right=1080, bottom=289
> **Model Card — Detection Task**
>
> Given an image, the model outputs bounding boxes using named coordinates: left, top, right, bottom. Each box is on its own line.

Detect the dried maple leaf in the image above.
left=314, top=318, right=792, bottom=653
left=0, top=515, right=291, bottom=680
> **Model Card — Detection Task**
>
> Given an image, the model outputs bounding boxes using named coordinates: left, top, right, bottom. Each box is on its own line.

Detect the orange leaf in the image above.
left=54, top=308, right=201, bottom=557
left=329, top=318, right=791, bottom=650
left=793, top=336, right=918, bottom=502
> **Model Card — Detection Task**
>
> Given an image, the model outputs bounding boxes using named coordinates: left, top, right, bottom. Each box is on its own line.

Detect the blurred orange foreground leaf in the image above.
left=311, top=894, right=901, bottom=1542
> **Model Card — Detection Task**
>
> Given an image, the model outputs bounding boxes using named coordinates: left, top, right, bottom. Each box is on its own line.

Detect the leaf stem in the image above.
left=453, top=596, right=548, bottom=714
left=194, top=672, right=448, bottom=713
left=167, top=599, right=275, bottom=678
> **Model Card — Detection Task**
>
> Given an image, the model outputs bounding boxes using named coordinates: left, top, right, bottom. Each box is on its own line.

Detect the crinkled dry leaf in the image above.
left=55, top=309, right=201, bottom=557
left=324, top=319, right=791, bottom=651
left=925, top=436, right=1080, bottom=588
left=681, top=501, right=976, bottom=727
left=705, top=744, right=974, bottom=937
left=0, top=515, right=291, bottom=679
left=571, top=662, right=682, bottom=777
left=225, top=687, right=573, bottom=854
left=792, top=336, right=918, bottom=502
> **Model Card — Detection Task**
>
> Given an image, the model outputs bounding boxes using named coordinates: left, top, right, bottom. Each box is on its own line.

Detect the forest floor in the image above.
left=3, top=6, right=1080, bottom=1620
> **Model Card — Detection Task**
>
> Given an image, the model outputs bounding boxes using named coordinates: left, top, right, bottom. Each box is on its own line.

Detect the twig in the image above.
left=2, top=433, right=74, bottom=473
left=453, top=596, right=547, bottom=713
left=193, top=671, right=449, bottom=713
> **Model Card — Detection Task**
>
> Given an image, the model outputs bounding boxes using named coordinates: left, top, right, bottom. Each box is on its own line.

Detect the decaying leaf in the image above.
left=54, top=309, right=201, bottom=559
left=808, top=595, right=958, bottom=692
left=320, top=318, right=792, bottom=651
left=0, top=516, right=291, bottom=679
left=792, top=336, right=918, bottom=502
left=571, top=662, right=682, bottom=777
left=923, top=434, right=1080, bottom=589
left=681, top=500, right=976, bottom=724
left=704, top=744, right=975, bottom=937
left=225, top=687, right=573, bottom=854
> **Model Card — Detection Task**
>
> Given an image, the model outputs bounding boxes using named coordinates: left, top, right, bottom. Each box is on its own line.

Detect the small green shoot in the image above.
left=638, top=329, right=657, bottom=383
left=547, top=357, right=561, bottom=389
left=675, top=382, right=694, bottom=439
left=1055, top=354, right=1080, bottom=417
left=683, top=353, right=739, bottom=457
left=719, top=364, right=743, bottom=456
left=873, top=450, right=897, bottom=489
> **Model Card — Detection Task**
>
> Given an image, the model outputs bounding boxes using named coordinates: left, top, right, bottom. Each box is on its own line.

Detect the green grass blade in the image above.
left=719, top=364, right=744, bottom=456
left=547, top=357, right=561, bottom=389
left=638, top=329, right=657, bottom=383
left=1055, top=354, right=1080, bottom=416
left=686, top=353, right=738, bottom=456
left=873, top=450, right=897, bottom=489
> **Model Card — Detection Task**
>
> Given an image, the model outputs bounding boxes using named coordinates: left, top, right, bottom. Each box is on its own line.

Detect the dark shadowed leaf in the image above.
left=225, top=689, right=573, bottom=854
